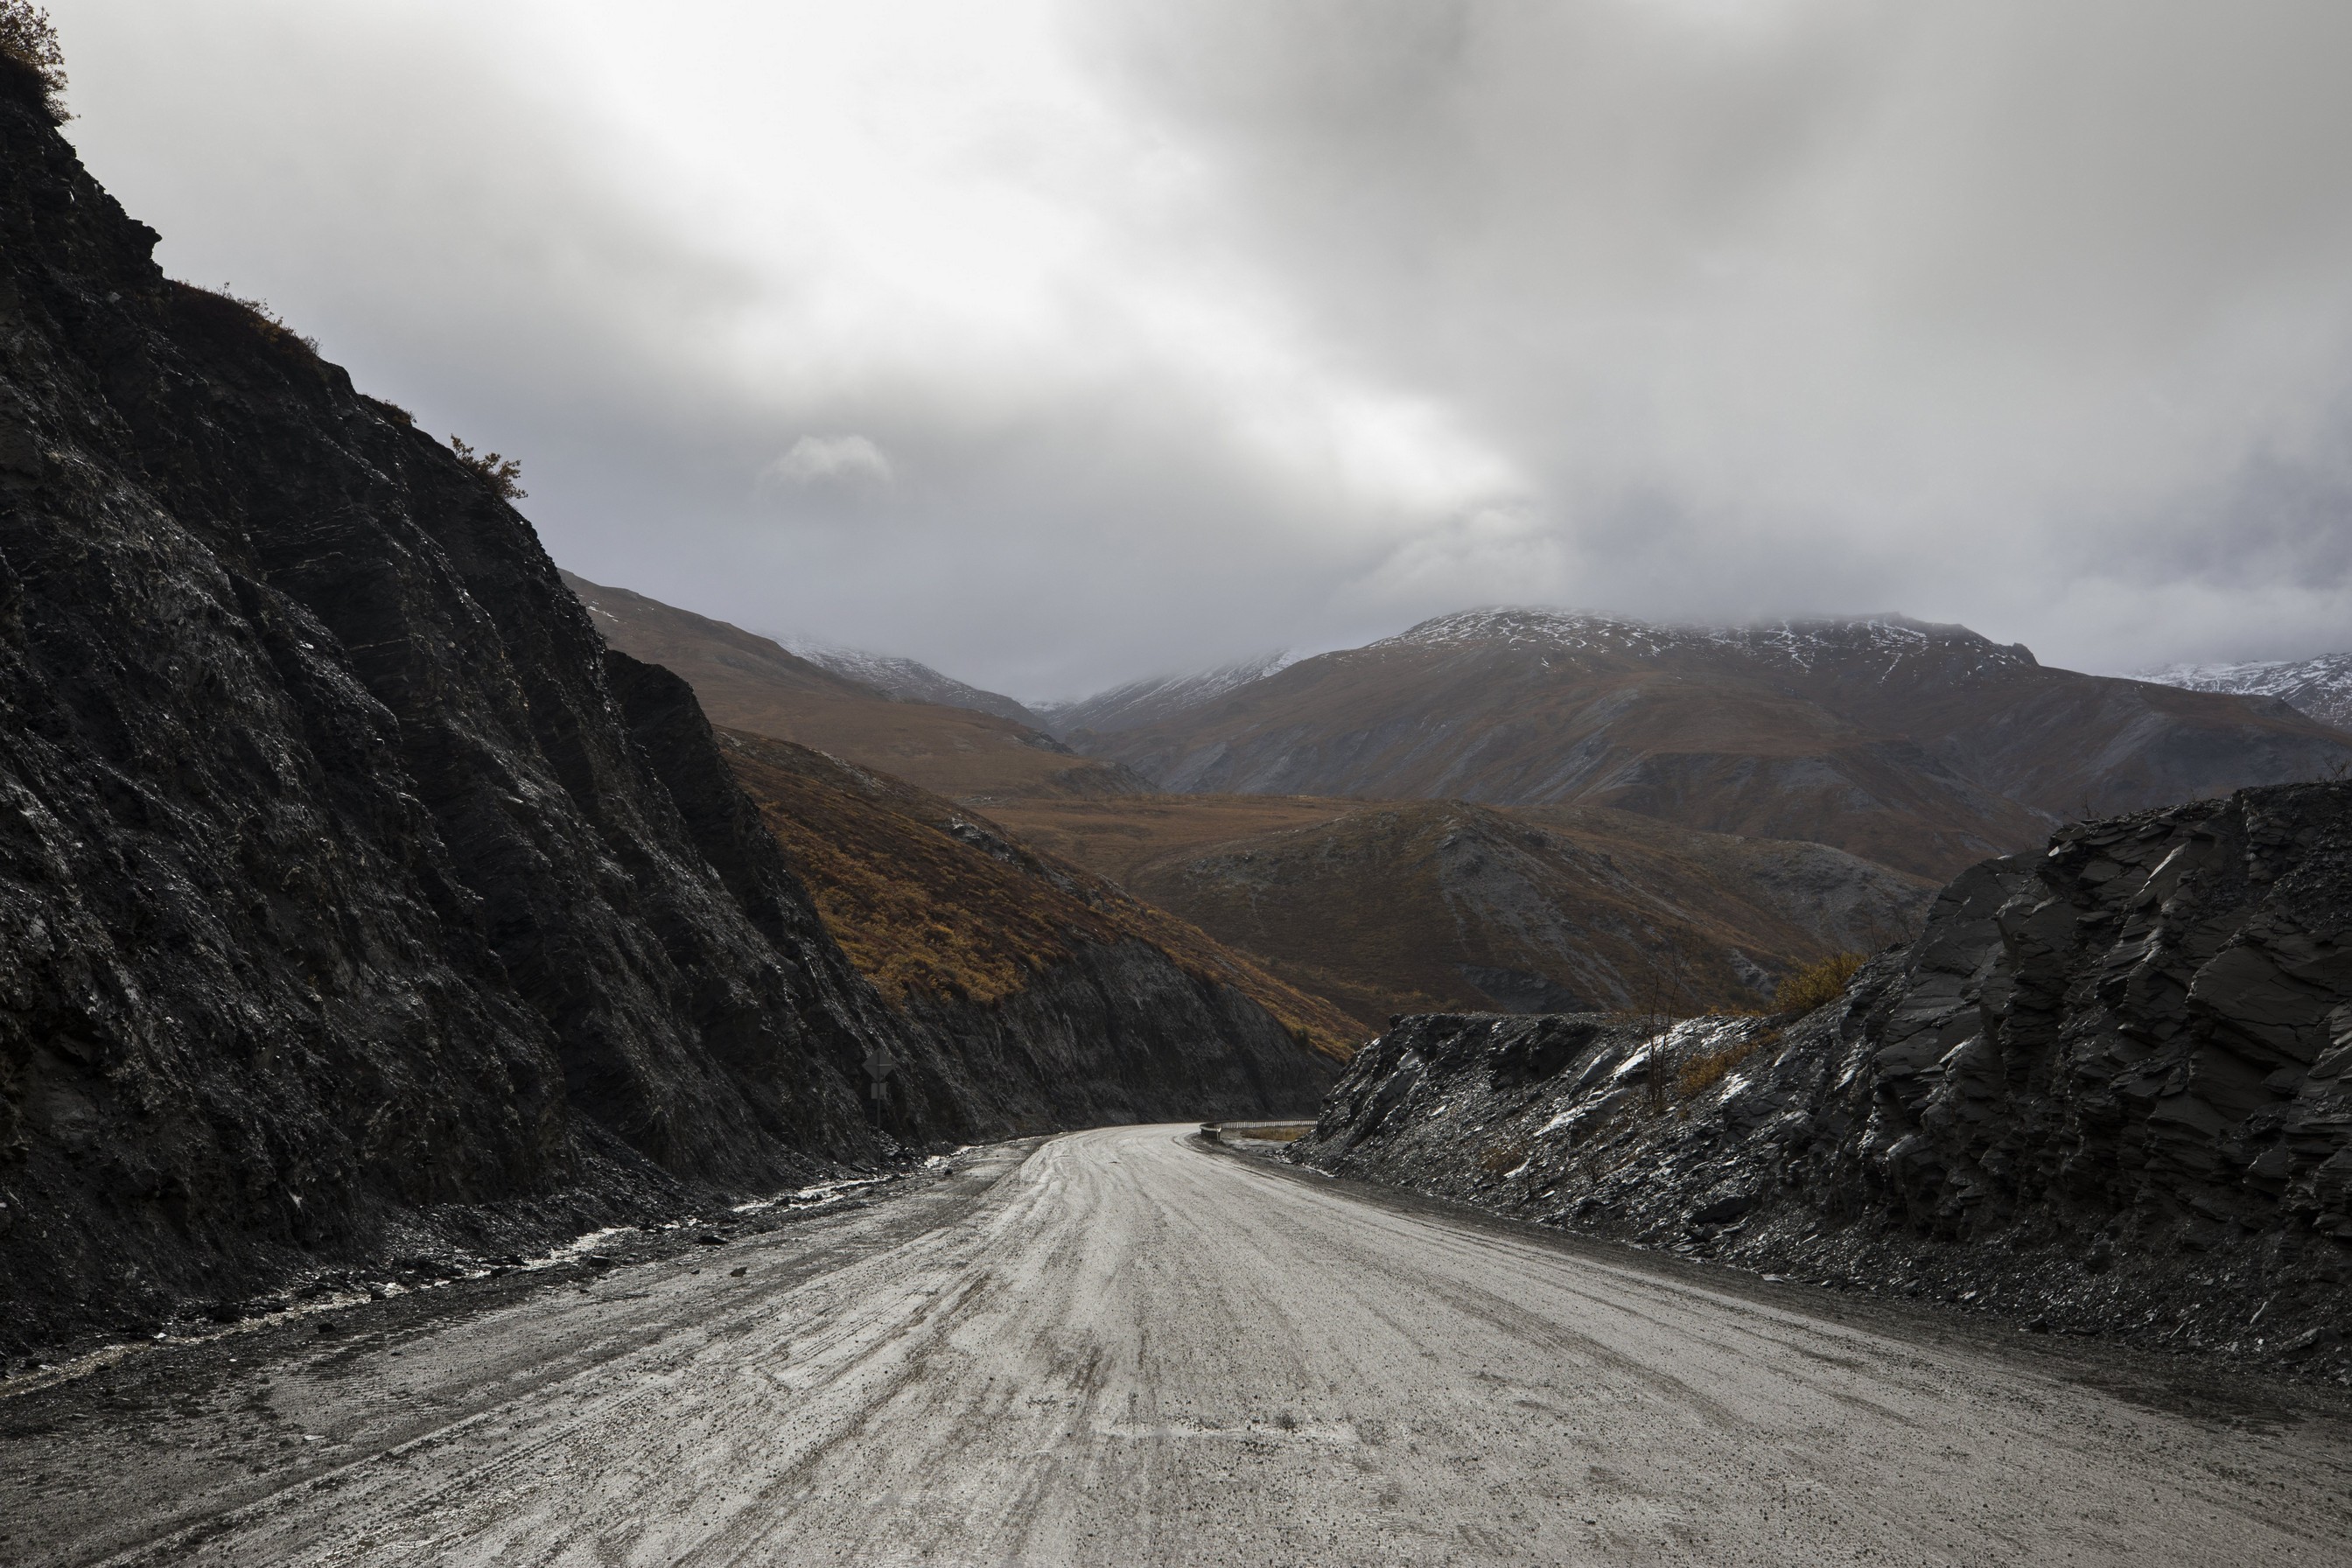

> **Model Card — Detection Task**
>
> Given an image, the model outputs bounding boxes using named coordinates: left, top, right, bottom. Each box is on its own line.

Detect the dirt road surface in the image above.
left=5, top=1124, right=2348, bottom=1565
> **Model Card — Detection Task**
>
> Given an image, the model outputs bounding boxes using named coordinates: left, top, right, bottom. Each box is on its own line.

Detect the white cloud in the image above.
left=758, top=435, right=895, bottom=495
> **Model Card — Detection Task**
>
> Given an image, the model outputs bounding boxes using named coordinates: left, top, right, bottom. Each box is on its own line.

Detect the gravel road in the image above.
left=6, top=1124, right=2348, bottom=1565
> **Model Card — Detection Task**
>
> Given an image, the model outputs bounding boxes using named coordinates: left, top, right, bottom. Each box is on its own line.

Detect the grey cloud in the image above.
left=1085, top=0, right=2352, bottom=672
left=43, top=0, right=2352, bottom=697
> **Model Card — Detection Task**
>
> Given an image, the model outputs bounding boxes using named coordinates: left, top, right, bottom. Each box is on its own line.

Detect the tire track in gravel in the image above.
left=4, top=1126, right=2348, bottom=1566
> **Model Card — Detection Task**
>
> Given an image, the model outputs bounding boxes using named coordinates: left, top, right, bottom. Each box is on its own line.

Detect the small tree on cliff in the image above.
left=450, top=436, right=527, bottom=501
left=0, top=3, right=67, bottom=124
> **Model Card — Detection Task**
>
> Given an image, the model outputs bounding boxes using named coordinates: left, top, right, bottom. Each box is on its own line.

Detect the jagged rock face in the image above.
left=0, top=78, right=896, bottom=1352
left=1853, top=782, right=2352, bottom=1238
left=1297, top=781, right=2352, bottom=1376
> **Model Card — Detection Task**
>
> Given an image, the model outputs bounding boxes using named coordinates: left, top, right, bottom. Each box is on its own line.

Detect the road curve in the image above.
left=9, top=1124, right=2350, bottom=1565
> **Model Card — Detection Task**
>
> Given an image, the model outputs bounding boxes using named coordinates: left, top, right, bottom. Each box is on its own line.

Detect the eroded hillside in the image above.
left=988, top=794, right=1934, bottom=1026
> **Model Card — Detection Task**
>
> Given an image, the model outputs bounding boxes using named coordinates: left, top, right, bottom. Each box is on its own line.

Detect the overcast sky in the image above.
left=48, top=0, right=2352, bottom=698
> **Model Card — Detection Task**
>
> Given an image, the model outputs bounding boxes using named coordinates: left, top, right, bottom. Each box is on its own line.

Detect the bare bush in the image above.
left=0, top=2, right=67, bottom=123
left=1773, top=951, right=1865, bottom=1018
left=450, top=437, right=527, bottom=501
left=1476, top=1139, right=1530, bottom=1176
left=1675, top=1027, right=1779, bottom=1098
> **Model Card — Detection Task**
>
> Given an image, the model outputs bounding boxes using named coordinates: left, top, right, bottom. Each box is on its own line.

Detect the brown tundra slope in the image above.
left=987, top=794, right=1935, bottom=1028
left=710, top=729, right=1360, bottom=1074
left=564, top=570, right=1146, bottom=804
left=1068, top=608, right=2352, bottom=878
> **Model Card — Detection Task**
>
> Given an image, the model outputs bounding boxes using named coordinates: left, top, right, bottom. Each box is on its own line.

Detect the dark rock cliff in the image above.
left=0, top=65, right=1334, bottom=1362
left=888, top=939, right=1334, bottom=1137
left=1297, top=781, right=2352, bottom=1379
left=0, top=69, right=1336, bottom=1355
left=0, top=68, right=914, bottom=1354
left=619, top=662, right=1340, bottom=1138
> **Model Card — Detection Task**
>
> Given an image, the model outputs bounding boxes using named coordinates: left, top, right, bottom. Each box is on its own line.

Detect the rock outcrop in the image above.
left=0, top=65, right=910, bottom=1354
left=0, top=68, right=1323, bottom=1358
left=1296, top=781, right=2352, bottom=1378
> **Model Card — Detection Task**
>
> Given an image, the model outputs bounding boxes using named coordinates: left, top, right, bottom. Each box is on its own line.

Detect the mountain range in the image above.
left=2139, top=653, right=2352, bottom=732
left=1053, top=608, right=2352, bottom=877
left=564, top=581, right=1940, bottom=1030
left=566, top=582, right=2348, bottom=1025
left=562, top=571, right=1144, bottom=803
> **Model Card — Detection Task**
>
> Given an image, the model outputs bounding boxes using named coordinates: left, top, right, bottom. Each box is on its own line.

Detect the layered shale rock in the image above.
left=0, top=70, right=1323, bottom=1357
left=1296, top=781, right=2352, bottom=1377
left=0, top=68, right=912, bottom=1354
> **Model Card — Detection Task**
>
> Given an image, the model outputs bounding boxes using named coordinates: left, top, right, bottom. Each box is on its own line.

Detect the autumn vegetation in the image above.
left=0, top=1, right=66, bottom=123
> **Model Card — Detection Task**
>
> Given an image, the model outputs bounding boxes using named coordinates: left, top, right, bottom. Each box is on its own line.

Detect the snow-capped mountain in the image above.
left=1037, top=650, right=1305, bottom=737
left=775, top=634, right=1044, bottom=727
left=1055, top=605, right=2352, bottom=877
left=1376, top=606, right=2040, bottom=680
left=2136, top=654, right=2352, bottom=732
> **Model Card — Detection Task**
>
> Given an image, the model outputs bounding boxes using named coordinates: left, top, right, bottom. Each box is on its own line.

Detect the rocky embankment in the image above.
left=0, top=66, right=1320, bottom=1359
left=1295, top=781, right=2352, bottom=1380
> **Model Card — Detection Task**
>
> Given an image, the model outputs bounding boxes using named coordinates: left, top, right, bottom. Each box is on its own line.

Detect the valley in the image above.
left=7, top=12, right=2352, bottom=1565
left=989, top=793, right=1932, bottom=1026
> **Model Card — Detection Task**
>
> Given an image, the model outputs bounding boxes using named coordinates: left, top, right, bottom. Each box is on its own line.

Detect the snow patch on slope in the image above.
left=1040, top=650, right=1305, bottom=736
left=774, top=634, right=1042, bottom=725
left=2137, top=654, right=2352, bottom=731
left=1376, top=606, right=2038, bottom=678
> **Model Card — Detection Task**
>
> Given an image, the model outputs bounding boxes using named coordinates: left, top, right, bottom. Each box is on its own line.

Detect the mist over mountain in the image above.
left=48, top=2, right=2352, bottom=691
left=1036, top=652, right=1305, bottom=739
left=771, top=633, right=1046, bottom=730
left=2140, top=654, right=2352, bottom=733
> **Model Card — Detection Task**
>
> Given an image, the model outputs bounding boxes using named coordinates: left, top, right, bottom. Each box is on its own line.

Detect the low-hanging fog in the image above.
left=46, top=0, right=2352, bottom=698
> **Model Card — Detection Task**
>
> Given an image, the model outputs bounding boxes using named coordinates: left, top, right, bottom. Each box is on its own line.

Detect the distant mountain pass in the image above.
left=1035, top=650, right=1304, bottom=738
left=1061, top=608, right=2352, bottom=877
left=716, top=731, right=1362, bottom=1065
left=2138, top=653, right=2352, bottom=732
left=562, top=571, right=1146, bottom=803
left=776, top=632, right=1047, bottom=729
